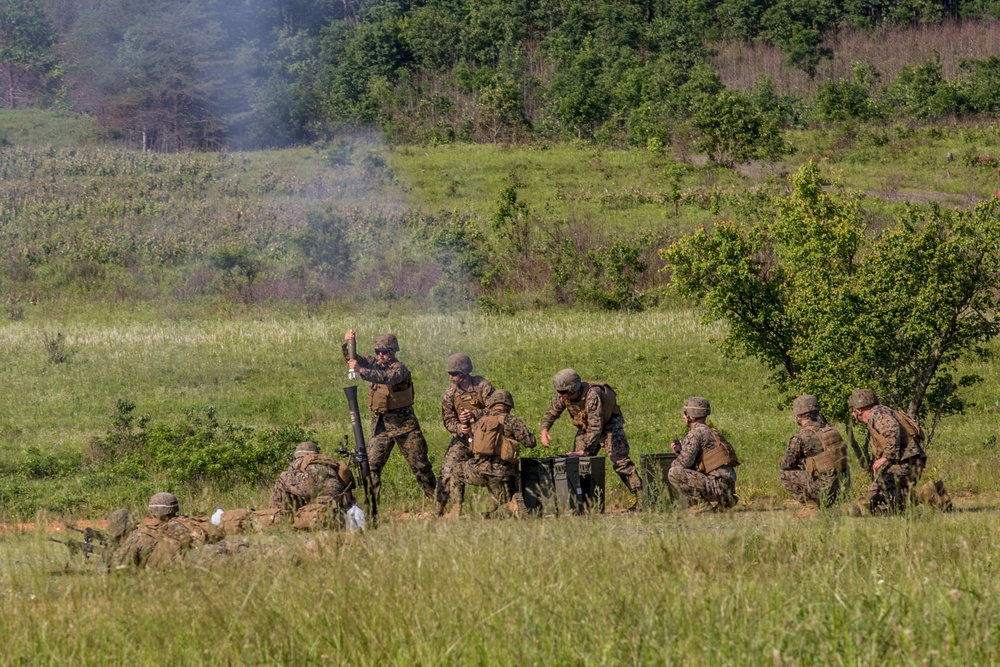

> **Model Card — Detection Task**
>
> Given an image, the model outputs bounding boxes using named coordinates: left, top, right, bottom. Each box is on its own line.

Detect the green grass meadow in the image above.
left=3, top=112, right=1000, bottom=663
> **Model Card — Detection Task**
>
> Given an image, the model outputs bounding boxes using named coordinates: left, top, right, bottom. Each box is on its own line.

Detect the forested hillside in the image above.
left=7, top=0, right=1000, bottom=150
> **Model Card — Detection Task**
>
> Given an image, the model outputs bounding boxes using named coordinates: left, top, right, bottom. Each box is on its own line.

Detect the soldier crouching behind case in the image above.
left=111, top=492, right=222, bottom=570
left=437, top=353, right=495, bottom=515
left=270, top=441, right=357, bottom=519
left=343, top=329, right=436, bottom=501
left=540, top=369, right=643, bottom=510
left=668, top=397, right=739, bottom=513
left=779, top=394, right=850, bottom=507
left=848, top=388, right=951, bottom=514
left=448, top=390, right=536, bottom=518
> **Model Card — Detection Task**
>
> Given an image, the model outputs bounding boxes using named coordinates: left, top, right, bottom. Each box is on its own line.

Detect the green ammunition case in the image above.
left=640, top=452, right=689, bottom=509
left=553, top=456, right=605, bottom=514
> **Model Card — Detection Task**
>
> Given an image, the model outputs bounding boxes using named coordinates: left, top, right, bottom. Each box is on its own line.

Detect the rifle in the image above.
left=343, top=385, right=378, bottom=528
left=49, top=531, right=102, bottom=560
left=845, top=418, right=874, bottom=481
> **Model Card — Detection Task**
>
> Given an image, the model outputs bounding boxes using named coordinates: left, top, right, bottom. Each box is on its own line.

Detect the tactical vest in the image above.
left=567, top=383, right=622, bottom=431
left=802, top=424, right=849, bottom=478
left=368, top=377, right=414, bottom=413
left=294, top=453, right=356, bottom=491
left=219, top=508, right=250, bottom=536
left=696, top=427, right=739, bottom=474
left=453, top=383, right=486, bottom=415
left=471, top=414, right=519, bottom=463
left=868, top=408, right=924, bottom=460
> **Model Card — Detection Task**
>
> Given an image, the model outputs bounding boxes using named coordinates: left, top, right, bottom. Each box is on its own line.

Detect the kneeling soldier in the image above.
left=449, top=390, right=536, bottom=517
left=270, top=441, right=357, bottom=518
left=668, top=397, right=739, bottom=512
left=540, top=369, right=643, bottom=510
left=779, top=394, right=850, bottom=507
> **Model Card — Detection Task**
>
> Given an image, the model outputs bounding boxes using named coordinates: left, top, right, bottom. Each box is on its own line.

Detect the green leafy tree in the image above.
left=0, top=0, right=56, bottom=108
left=693, top=90, right=788, bottom=167
left=661, top=162, right=1000, bottom=441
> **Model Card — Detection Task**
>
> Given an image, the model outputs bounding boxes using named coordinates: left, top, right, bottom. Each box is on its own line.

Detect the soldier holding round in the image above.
left=668, top=397, right=739, bottom=512
left=849, top=389, right=926, bottom=513
left=270, top=441, right=356, bottom=514
left=540, top=368, right=643, bottom=509
left=436, top=353, right=495, bottom=514
left=779, top=395, right=850, bottom=507
left=449, top=390, right=536, bottom=517
left=344, top=329, right=436, bottom=501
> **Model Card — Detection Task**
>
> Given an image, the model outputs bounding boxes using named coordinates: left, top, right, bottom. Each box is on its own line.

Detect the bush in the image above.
left=694, top=91, right=789, bottom=167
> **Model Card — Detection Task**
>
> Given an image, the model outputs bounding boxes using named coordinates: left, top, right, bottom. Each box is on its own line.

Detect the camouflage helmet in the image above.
left=148, top=492, right=179, bottom=517
left=374, top=333, right=399, bottom=353
left=848, top=389, right=878, bottom=410
left=792, top=394, right=821, bottom=416
left=553, top=368, right=583, bottom=393
left=107, top=509, right=138, bottom=542
left=487, top=389, right=514, bottom=409
left=445, top=353, right=473, bottom=375
left=683, top=396, right=711, bottom=419
left=295, top=441, right=319, bottom=455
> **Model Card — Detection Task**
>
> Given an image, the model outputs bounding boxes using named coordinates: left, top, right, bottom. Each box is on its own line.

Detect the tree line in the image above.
left=7, top=0, right=1000, bottom=150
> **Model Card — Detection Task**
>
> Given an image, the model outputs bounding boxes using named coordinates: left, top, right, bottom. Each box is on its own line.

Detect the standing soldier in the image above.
left=779, top=395, right=850, bottom=507
left=344, top=329, right=436, bottom=501
left=449, top=390, right=536, bottom=517
left=437, top=353, right=495, bottom=515
left=668, top=397, right=739, bottom=512
left=540, top=368, right=643, bottom=510
left=848, top=389, right=927, bottom=513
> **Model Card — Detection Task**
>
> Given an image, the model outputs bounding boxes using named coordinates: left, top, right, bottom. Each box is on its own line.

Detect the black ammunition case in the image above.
left=521, top=456, right=605, bottom=515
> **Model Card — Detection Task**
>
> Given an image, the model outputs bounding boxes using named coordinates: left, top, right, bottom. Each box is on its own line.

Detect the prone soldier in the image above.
left=668, top=397, right=739, bottom=512
left=344, top=329, right=437, bottom=501
left=437, top=353, right=495, bottom=515
left=540, top=369, right=643, bottom=510
left=779, top=394, right=850, bottom=507
left=449, top=390, right=536, bottom=517
left=111, top=492, right=221, bottom=570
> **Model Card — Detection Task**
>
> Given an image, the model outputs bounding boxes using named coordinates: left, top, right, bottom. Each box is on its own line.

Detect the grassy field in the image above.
left=1, top=112, right=1000, bottom=663
left=4, top=509, right=1000, bottom=664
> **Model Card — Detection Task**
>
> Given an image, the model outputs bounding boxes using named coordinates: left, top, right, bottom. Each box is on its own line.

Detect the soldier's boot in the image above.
left=445, top=502, right=463, bottom=519
left=685, top=501, right=716, bottom=515
left=484, top=479, right=511, bottom=518
left=917, top=480, right=954, bottom=512
left=719, top=487, right=738, bottom=510
left=627, top=488, right=644, bottom=513
left=435, top=479, right=449, bottom=514
left=507, top=492, right=528, bottom=519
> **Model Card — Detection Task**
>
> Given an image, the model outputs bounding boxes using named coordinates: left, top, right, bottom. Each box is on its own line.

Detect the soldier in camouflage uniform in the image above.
left=779, top=395, right=850, bottom=507
left=269, top=441, right=356, bottom=514
left=668, top=397, right=739, bottom=512
left=344, top=329, right=436, bottom=501
left=849, top=389, right=927, bottom=513
left=449, top=390, right=536, bottom=517
left=111, top=493, right=205, bottom=570
left=436, top=353, right=495, bottom=515
left=540, top=369, right=643, bottom=509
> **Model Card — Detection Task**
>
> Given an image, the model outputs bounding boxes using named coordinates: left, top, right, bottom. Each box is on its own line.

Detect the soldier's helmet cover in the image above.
left=445, top=353, right=473, bottom=375
left=374, top=333, right=399, bottom=352
left=107, top=509, right=138, bottom=542
left=683, top=396, right=711, bottom=418
left=792, top=394, right=821, bottom=416
left=295, top=441, right=319, bottom=455
left=848, top=389, right=878, bottom=410
left=148, top=492, right=180, bottom=517
left=553, top=368, right=583, bottom=393
left=487, top=389, right=514, bottom=409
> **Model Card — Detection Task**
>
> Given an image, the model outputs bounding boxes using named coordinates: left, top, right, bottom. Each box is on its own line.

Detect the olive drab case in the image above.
left=639, top=452, right=689, bottom=509
left=520, top=456, right=606, bottom=515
